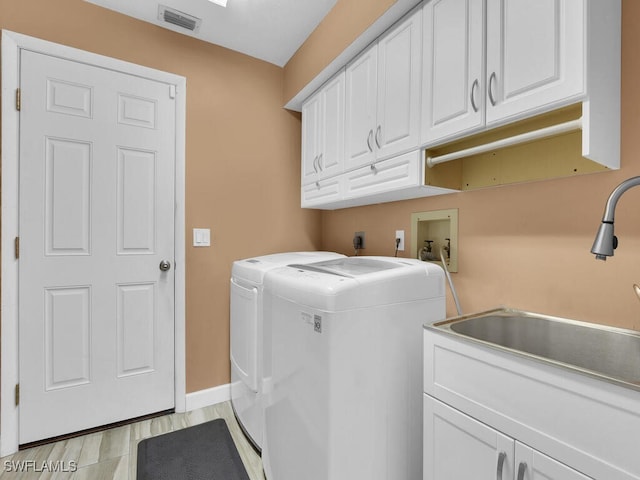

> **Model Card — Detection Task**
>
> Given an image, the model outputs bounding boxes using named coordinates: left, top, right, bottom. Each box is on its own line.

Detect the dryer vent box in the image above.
left=411, top=209, right=458, bottom=272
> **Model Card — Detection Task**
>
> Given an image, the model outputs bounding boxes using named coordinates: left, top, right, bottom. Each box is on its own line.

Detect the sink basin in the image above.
left=430, top=308, right=640, bottom=390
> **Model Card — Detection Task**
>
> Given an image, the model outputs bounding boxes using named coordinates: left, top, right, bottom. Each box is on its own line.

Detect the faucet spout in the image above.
left=591, top=176, right=640, bottom=260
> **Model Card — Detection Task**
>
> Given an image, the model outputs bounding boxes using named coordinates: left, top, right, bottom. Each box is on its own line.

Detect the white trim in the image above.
left=0, top=30, right=187, bottom=456
left=185, top=384, right=232, bottom=412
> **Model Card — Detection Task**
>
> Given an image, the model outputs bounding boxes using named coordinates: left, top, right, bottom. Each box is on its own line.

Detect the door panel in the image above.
left=45, top=138, right=92, bottom=255
left=515, top=441, right=592, bottom=480
left=44, top=286, right=91, bottom=390
left=19, top=49, right=176, bottom=444
left=319, top=72, right=344, bottom=179
left=117, top=147, right=157, bottom=254
left=485, top=0, right=585, bottom=124
left=376, top=9, right=422, bottom=159
left=424, top=395, right=514, bottom=480
left=422, top=0, right=484, bottom=144
left=345, top=46, right=377, bottom=169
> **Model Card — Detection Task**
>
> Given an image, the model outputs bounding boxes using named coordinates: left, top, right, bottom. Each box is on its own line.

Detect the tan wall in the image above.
left=283, top=0, right=396, bottom=104
left=0, top=0, right=322, bottom=392
left=1, top=0, right=637, bottom=396
left=320, top=0, right=640, bottom=331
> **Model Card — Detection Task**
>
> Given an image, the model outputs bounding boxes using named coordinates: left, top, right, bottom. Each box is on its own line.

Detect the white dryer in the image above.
left=262, top=257, right=445, bottom=480
left=230, top=251, right=344, bottom=450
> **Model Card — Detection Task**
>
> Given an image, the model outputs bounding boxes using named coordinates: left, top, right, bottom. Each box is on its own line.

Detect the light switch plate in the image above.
left=193, top=228, right=211, bottom=247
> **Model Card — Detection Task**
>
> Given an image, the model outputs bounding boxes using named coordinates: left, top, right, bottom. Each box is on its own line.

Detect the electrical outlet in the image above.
left=395, top=230, right=405, bottom=251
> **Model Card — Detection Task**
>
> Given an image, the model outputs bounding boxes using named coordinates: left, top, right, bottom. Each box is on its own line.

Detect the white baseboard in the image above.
left=185, top=383, right=231, bottom=411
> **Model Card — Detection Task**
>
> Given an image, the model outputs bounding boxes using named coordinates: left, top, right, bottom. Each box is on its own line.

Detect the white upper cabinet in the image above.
left=301, top=92, right=322, bottom=184
left=485, top=0, right=585, bottom=125
left=421, top=0, right=485, bottom=144
left=345, top=8, right=422, bottom=170
left=344, top=47, right=378, bottom=168
left=300, top=0, right=620, bottom=208
left=422, top=0, right=588, bottom=146
left=301, top=70, right=345, bottom=185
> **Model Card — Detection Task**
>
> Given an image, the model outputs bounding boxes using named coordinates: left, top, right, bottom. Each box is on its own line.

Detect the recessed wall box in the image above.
left=411, top=209, right=458, bottom=272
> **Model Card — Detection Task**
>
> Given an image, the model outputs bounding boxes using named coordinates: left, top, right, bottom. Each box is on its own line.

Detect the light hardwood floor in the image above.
left=0, top=401, right=264, bottom=480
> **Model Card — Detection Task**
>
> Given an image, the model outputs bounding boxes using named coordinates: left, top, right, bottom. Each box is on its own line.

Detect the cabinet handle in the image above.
left=375, top=125, right=382, bottom=149
left=367, top=129, right=374, bottom=152
left=370, top=163, right=377, bottom=174
left=470, top=78, right=479, bottom=112
left=488, top=72, right=497, bottom=106
left=496, top=451, right=506, bottom=480
left=318, top=153, right=323, bottom=171
left=517, top=462, right=527, bottom=480
left=315, top=181, right=320, bottom=189
left=313, top=155, right=319, bottom=173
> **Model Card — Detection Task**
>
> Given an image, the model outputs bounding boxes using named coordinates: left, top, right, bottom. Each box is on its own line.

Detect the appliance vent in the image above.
left=158, top=5, right=201, bottom=32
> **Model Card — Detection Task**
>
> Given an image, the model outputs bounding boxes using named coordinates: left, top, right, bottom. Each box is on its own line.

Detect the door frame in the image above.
left=1, top=30, right=187, bottom=457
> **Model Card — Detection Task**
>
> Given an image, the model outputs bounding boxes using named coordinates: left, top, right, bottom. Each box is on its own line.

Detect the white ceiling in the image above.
left=84, top=0, right=338, bottom=67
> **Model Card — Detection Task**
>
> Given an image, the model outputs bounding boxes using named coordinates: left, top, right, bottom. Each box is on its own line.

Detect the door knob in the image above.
left=159, top=260, right=171, bottom=272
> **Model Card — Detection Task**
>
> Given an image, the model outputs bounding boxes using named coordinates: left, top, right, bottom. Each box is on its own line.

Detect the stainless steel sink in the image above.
left=429, top=308, right=640, bottom=390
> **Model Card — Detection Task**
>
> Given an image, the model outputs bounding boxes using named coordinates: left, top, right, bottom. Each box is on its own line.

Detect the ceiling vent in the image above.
left=158, top=5, right=201, bottom=32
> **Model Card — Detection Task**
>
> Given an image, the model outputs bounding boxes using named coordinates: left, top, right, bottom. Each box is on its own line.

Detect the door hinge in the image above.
left=14, top=237, right=19, bottom=259
left=15, top=384, right=19, bottom=407
left=16, top=88, right=21, bottom=111
left=169, top=85, right=176, bottom=99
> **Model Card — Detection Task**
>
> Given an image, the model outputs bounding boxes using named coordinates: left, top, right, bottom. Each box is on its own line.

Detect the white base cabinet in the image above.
left=424, top=395, right=591, bottom=480
left=423, top=328, right=640, bottom=480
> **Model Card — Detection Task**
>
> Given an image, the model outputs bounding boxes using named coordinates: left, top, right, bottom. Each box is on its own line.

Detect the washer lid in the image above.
left=265, top=257, right=445, bottom=310
left=232, top=251, right=344, bottom=284
left=290, top=257, right=402, bottom=277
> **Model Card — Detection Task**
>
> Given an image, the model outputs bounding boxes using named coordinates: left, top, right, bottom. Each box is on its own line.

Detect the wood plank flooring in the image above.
left=0, top=401, right=264, bottom=480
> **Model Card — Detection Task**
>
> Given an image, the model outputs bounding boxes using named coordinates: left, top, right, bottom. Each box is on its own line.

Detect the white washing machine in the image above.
left=230, top=251, right=344, bottom=450
left=262, top=257, right=445, bottom=480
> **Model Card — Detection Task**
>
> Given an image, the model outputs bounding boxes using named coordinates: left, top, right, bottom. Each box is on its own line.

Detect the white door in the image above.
left=301, top=71, right=344, bottom=191
left=344, top=45, right=378, bottom=170
left=18, top=50, right=176, bottom=444
left=301, top=92, right=322, bottom=185
left=424, top=395, right=514, bottom=480
left=375, top=8, right=422, bottom=160
left=515, top=442, right=592, bottom=480
left=422, top=0, right=485, bottom=145
left=318, top=71, right=345, bottom=180
left=485, top=0, right=585, bottom=125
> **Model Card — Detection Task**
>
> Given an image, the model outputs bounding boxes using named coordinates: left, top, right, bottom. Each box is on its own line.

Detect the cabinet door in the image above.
left=485, top=0, right=585, bottom=125
left=422, top=0, right=484, bottom=146
left=301, top=92, right=322, bottom=185
left=345, top=44, right=378, bottom=170
left=301, top=176, right=342, bottom=208
left=424, top=395, right=514, bottom=480
left=319, top=71, right=345, bottom=179
left=514, top=442, right=592, bottom=480
left=343, top=150, right=421, bottom=200
left=376, top=8, right=422, bottom=160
